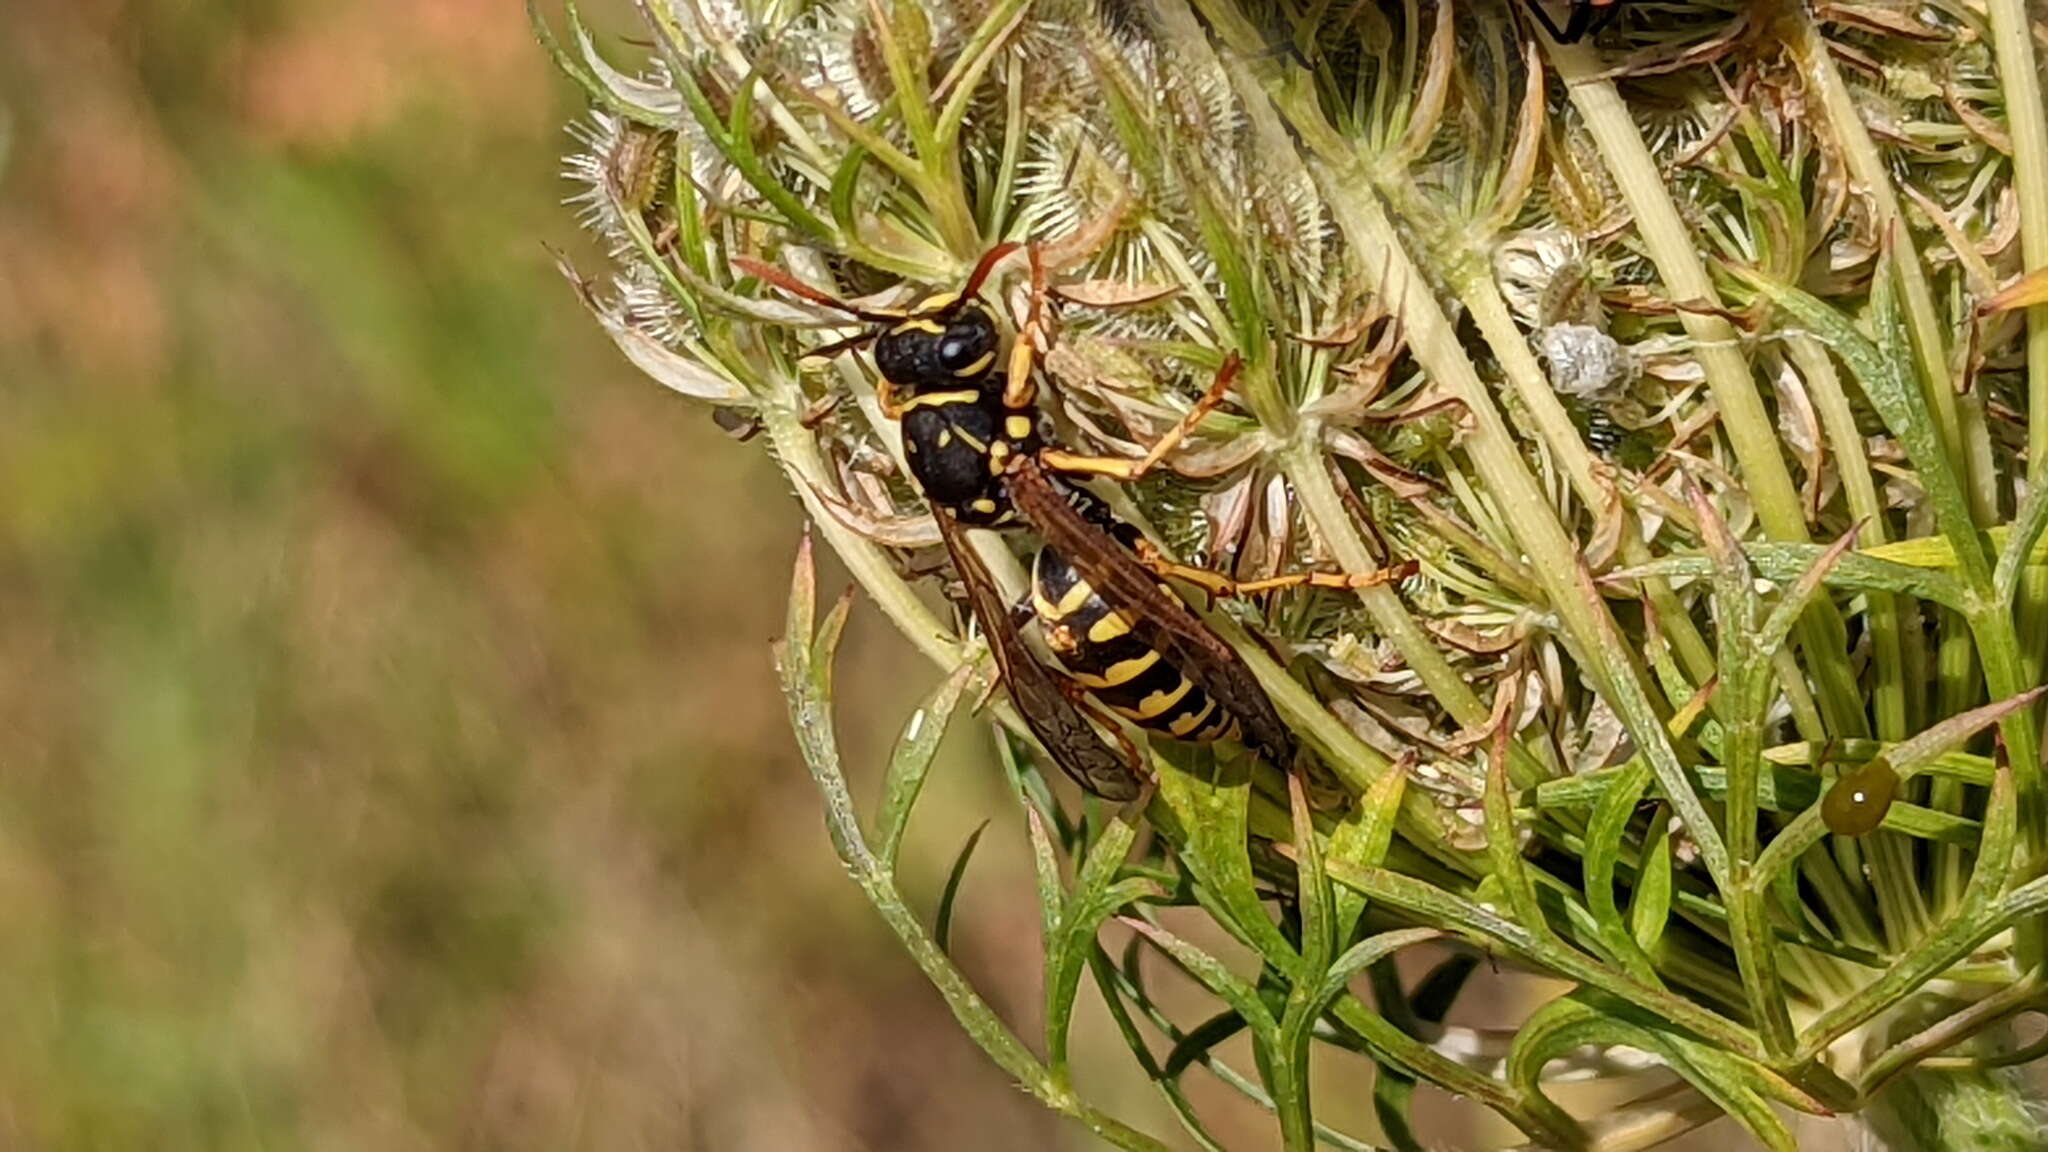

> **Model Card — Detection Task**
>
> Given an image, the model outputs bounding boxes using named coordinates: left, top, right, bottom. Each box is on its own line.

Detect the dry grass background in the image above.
left=0, top=3, right=1853, bottom=1149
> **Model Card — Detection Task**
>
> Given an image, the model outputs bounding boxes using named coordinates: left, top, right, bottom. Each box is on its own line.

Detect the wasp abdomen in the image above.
left=1032, top=547, right=1239, bottom=743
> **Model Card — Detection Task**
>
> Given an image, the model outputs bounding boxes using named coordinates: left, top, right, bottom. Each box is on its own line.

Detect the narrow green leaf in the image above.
left=1740, top=265, right=1990, bottom=586
left=1508, top=996, right=1796, bottom=1152
left=1758, top=687, right=2041, bottom=890
left=529, top=0, right=680, bottom=128
left=877, top=661, right=978, bottom=869
left=1537, top=758, right=1986, bottom=840
left=1025, top=805, right=1066, bottom=947
left=1328, top=755, right=1411, bottom=943
left=1483, top=710, right=1552, bottom=944
left=1155, top=747, right=1298, bottom=969
left=934, top=822, right=989, bottom=955
left=784, top=532, right=818, bottom=670
left=1123, top=918, right=1278, bottom=1037
left=1087, top=951, right=1234, bottom=1152
left=1802, top=757, right=2021, bottom=1054
left=1273, top=777, right=1332, bottom=1152
left=1619, top=545, right=1971, bottom=609
left=1755, top=522, right=1863, bottom=658
left=1996, top=477, right=2048, bottom=603
left=1048, top=815, right=1149, bottom=1078
left=1320, top=859, right=1762, bottom=1058
left=1313, top=928, right=1442, bottom=1010
left=1583, top=759, right=1660, bottom=982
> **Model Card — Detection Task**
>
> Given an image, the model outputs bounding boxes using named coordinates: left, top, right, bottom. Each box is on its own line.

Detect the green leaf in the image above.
left=1483, top=710, right=1552, bottom=944
left=1582, top=759, right=1660, bottom=982
left=1619, top=544, right=1971, bottom=609
left=1123, top=918, right=1277, bottom=1038
left=1321, top=859, right=1762, bottom=1059
left=1313, top=928, right=1442, bottom=1014
left=529, top=0, right=681, bottom=128
left=1155, top=747, right=1298, bottom=969
left=1801, top=756, right=2021, bottom=1055
left=1755, top=522, right=1863, bottom=659
left=934, top=822, right=989, bottom=955
left=1739, top=265, right=1990, bottom=587
left=1508, top=996, right=1795, bottom=1152
left=1274, top=776, right=1333, bottom=1150
left=877, top=660, right=978, bottom=869
left=1047, top=815, right=1151, bottom=1079
left=1086, top=950, right=1233, bottom=1152
left=1328, top=755, right=1412, bottom=943
left=1996, top=478, right=2048, bottom=603
left=1024, top=805, right=1066, bottom=948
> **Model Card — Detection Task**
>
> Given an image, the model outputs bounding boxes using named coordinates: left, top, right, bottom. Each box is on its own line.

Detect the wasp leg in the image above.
left=877, top=376, right=908, bottom=420
left=1037, top=353, right=1243, bottom=482
left=1130, top=539, right=1419, bottom=599
left=1004, top=242, right=1050, bottom=409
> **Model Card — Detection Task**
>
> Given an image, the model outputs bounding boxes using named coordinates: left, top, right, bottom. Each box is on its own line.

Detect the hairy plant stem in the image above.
left=1984, top=0, right=2048, bottom=481
left=1546, top=41, right=1870, bottom=742
left=777, top=580, right=1174, bottom=1152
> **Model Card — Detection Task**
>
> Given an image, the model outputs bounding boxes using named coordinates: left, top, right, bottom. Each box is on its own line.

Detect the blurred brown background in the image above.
left=0, top=2, right=1109, bottom=1147
left=0, top=4, right=1791, bottom=1149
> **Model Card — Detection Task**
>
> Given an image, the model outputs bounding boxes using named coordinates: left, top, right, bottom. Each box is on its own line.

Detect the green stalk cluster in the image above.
left=538, top=0, right=2048, bottom=1146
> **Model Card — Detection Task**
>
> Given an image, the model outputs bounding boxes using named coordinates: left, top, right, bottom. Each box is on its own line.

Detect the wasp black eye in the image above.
left=937, top=309, right=997, bottom=376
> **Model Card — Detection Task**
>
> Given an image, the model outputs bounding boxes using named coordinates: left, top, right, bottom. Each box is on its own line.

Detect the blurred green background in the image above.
left=0, top=3, right=1125, bottom=1147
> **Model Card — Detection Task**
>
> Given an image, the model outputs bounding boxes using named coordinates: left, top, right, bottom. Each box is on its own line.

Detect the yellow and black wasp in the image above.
left=740, top=246, right=1406, bottom=799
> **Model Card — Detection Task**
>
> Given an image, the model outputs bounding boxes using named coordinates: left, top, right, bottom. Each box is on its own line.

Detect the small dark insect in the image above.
left=745, top=248, right=1406, bottom=798
left=1525, top=0, right=1624, bottom=43
left=1821, top=757, right=1898, bottom=837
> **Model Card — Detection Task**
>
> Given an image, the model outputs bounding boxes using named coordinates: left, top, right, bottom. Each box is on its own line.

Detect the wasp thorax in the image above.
left=873, top=301, right=1001, bottom=390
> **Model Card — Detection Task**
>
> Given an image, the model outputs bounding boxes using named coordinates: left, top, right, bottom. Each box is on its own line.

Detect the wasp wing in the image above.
left=936, top=514, right=1142, bottom=800
left=1004, top=457, right=1298, bottom=767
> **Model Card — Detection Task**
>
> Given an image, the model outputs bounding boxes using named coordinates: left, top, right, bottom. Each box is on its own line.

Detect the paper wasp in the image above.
left=739, top=246, right=1407, bottom=799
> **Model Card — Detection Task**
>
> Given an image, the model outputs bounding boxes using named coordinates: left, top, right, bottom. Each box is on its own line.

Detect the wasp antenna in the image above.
left=732, top=257, right=898, bottom=323
left=960, top=242, right=1024, bottom=303
left=802, top=328, right=882, bottom=362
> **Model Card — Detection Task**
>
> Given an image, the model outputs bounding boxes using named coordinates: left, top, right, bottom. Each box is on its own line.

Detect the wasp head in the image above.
left=873, top=296, right=1001, bottom=391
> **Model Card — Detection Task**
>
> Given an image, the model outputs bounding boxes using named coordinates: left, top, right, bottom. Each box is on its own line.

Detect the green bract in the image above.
left=539, top=1, right=2048, bottom=1147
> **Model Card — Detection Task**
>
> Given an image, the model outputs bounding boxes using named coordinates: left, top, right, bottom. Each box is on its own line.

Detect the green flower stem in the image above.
left=1785, top=337, right=1907, bottom=735
left=1277, top=436, right=1487, bottom=727
left=1855, top=976, right=2044, bottom=1101
left=1984, top=0, right=2048, bottom=483
left=1987, top=0, right=2048, bottom=829
left=1295, top=152, right=1731, bottom=877
left=1787, top=10, right=1992, bottom=518
left=1546, top=42, right=1869, bottom=742
left=1363, top=162, right=1717, bottom=691
left=777, top=594, right=1174, bottom=1152
left=763, top=398, right=964, bottom=663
